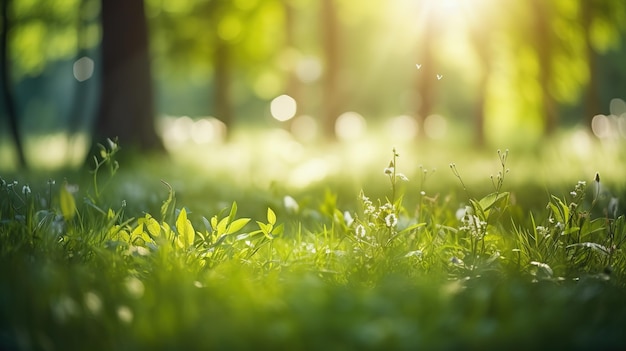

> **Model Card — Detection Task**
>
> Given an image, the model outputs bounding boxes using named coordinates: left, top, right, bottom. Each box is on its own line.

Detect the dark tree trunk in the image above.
left=321, top=0, right=340, bottom=140
left=582, top=1, right=601, bottom=126
left=1, top=0, right=26, bottom=168
left=95, top=0, right=162, bottom=151
left=531, top=0, right=557, bottom=135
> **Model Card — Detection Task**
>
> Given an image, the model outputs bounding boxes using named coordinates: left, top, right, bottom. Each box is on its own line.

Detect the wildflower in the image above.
left=384, top=167, right=394, bottom=175
left=355, top=224, right=366, bottom=238
left=536, top=226, right=548, bottom=236
left=343, top=211, right=354, bottom=226
left=22, top=185, right=31, bottom=195
left=384, top=213, right=397, bottom=228
left=396, top=173, right=409, bottom=181
left=283, top=195, right=299, bottom=213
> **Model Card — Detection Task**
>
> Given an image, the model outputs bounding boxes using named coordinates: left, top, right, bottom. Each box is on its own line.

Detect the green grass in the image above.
left=2, top=133, right=626, bottom=350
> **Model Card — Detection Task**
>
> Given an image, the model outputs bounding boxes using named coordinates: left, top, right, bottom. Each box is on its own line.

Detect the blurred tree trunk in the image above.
left=214, top=36, right=233, bottom=135
left=531, top=0, right=557, bottom=136
left=94, top=0, right=163, bottom=151
left=415, top=19, right=436, bottom=141
left=1, top=0, right=26, bottom=168
left=321, top=0, right=340, bottom=140
left=67, top=0, right=93, bottom=162
left=581, top=1, right=601, bottom=127
left=283, top=0, right=300, bottom=129
left=469, top=24, right=491, bottom=148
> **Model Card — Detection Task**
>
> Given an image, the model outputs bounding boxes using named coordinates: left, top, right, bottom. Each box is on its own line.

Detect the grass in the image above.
left=2, top=131, right=626, bottom=350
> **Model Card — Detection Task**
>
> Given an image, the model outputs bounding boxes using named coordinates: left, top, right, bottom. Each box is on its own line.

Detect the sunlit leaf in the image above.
left=59, top=183, right=77, bottom=221
left=227, top=218, right=251, bottom=234
left=176, top=208, right=195, bottom=248
left=267, top=207, right=276, bottom=226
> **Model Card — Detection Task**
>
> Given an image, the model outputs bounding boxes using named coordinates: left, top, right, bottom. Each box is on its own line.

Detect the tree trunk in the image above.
left=531, top=0, right=557, bottom=135
left=214, top=36, right=233, bottom=133
left=581, top=1, right=601, bottom=127
left=470, top=27, right=491, bottom=148
left=1, top=0, right=27, bottom=168
left=94, top=0, right=162, bottom=151
left=321, top=0, right=340, bottom=140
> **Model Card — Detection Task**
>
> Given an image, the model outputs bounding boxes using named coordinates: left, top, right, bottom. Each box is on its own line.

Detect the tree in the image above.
left=94, top=0, right=162, bottom=151
left=1, top=0, right=27, bottom=168
left=321, top=0, right=341, bottom=140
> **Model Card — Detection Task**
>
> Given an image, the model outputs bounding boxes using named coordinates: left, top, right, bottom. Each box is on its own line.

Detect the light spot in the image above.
left=271, top=95, right=297, bottom=122
left=424, top=114, right=447, bottom=139
left=296, top=57, right=322, bottom=83
left=84, top=291, right=102, bottom=315
left=387, top=115, right=418, bottom=141
left=609, top=98, right=626, bottom=116
left=335, top=111, right=367, bottom=141
left=125, top=277, right=145, bottom=299
left=591, top=114, right=609, bottom=139
left=73, top=56, right=94, bottom=82
left=117, top=305, right=134, bottom=324
left=290, top=115, right=318, bottom=142
left=190, top=119, right=215, bottom=144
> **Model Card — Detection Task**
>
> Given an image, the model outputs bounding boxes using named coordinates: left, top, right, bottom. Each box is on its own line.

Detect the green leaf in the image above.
left=160, top=180, right=176, bottom=222
left=227, top=218, right=250, bottom=234
left=267, top=207, right=276, bottom=225
left=217, top=216, right=229, bottom=235
left=478, top=192, right=509, bottom=212
left=59, top=183, right=77, bottom=221
left=144, top=214, right=161, bottom=238
left=176, top=208, right=195, bottom=248
left=227, top=202, right=238, bottom=225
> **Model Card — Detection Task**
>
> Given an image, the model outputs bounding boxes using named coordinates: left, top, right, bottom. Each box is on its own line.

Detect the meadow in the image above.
left=1, top=129, right=626, bottom=350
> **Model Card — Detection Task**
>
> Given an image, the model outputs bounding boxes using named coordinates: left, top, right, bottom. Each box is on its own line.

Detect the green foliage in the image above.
left=1, top=147, right=626, bottom=350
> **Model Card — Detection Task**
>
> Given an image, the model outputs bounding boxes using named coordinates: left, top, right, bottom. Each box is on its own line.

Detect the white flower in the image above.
left=283, top=195, right=299, bottom=213
left=22, top=185, right=31, bottom=195
left=355, top=224, right=366, bottom=238
left=343, top=211, right=354, bottom=226
left=385, top=213, right=397, bottom=228
left=396, top=173, right=409, bottom=181
left=384, top=167, right=394, bottom=175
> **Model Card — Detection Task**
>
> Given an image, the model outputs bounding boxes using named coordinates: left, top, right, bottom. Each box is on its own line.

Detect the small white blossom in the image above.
left=383, top=167, right=394, bottom=175
left=283, top=195, right=299, bottom=213
left=22, top=185, right=31, bottom=195
left=396, top=173, right=409, bottom=181
left=384, top=213, right=397, bottom=228
left=343, top=211, right=354, bottom=226
left=355, top=224, right=366, bottom=238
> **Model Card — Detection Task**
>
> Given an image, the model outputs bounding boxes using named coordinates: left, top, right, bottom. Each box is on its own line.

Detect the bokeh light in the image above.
left=270, top=95, right=297, bottom=122
left=424, top=114, right=448, bottom=139
left=160, top=116, right=227, bottom=150
left=290, top=115, right=318, bottom=142
left=73, top=56, right=95, bottom=82
left=387, top=115, right=418, bottom=141
left=296, top=57, right=322, bottom=83
left=335, top=112, right=367, bottom=141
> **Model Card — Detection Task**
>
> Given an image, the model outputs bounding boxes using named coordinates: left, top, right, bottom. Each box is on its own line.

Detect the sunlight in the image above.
left=335, top=112, right=367, bottom=141
left=73, top=56, right=95, bottom=82
left=424, top=114, right=447, bottom=139
left=270, top=94, right=297, bottom=122
left=386, top=115, right=419, bottom=142
left=160, top=116, right=226, bottom=150
left=290, top=115, right=319, bottom=142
